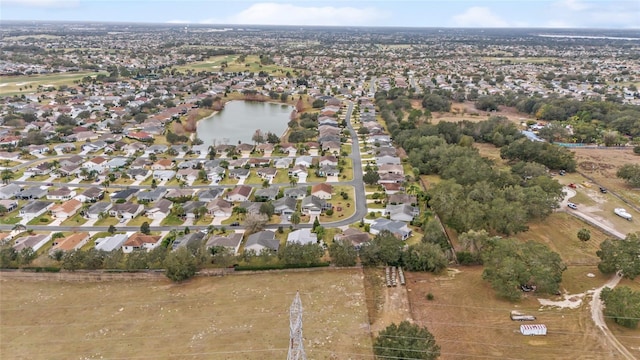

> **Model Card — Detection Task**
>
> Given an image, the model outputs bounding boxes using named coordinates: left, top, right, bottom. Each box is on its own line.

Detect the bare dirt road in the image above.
left=561, top=187, right=626, bottom=239
left=590, top=273, right=637, bottom=360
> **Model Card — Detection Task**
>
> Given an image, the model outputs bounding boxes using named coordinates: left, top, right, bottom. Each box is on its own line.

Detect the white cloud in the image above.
left=452, top=6, right=509, bottom=27
left=200, top=2, right=384, bottom=26
left=2, top=0, right=78, bottom=7
left=553, top=0, right=591, bottom=12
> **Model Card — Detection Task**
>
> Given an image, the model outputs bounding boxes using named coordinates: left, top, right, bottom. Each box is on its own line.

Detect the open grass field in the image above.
left=174, top=54, right=296, bottom=75
left=512, top=212, right=611, bottom=266
left=0, top=269, right=373, bottom=360
left=572, top=147, right=640, bottom=207
left=406, top=267, right=616, bottom=360
left=0, top=71, right=107, bottom=96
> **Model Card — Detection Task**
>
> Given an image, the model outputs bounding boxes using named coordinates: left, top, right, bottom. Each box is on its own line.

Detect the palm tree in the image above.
left=289, top=176, right=298, bottom=187
left=290, top=212, right=301, bottom=229
left=1, top=169, right=13, bottom=184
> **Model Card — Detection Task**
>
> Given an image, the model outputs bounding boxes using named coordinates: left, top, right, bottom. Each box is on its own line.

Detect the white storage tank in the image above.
left=520, top=324, right=547, bottom=336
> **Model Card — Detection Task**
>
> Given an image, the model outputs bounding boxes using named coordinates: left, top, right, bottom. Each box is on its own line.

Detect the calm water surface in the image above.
left=197, top=101, right=293, bottom=146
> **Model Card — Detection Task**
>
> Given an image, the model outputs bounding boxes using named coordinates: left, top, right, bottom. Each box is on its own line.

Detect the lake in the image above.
left=196, top=100, right=293, bottom=146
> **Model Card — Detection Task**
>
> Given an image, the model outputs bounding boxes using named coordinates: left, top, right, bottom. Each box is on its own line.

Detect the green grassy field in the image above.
left=0, top=71, right=107, bottom=96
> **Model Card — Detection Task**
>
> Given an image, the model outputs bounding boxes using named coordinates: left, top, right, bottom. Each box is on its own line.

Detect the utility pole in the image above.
left=287, top=291, right=306, bottom=360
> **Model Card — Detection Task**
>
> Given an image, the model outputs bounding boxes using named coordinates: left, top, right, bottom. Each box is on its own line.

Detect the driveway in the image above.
left=560, top=187, right=626, bottom=239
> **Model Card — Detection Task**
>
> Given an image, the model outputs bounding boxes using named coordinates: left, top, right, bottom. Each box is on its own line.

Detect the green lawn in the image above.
left=219, top=176, right=238, bottom=185
left=194, top=215, right=213, bottom=226
left=0, top=71, right=108, bottom=96
left=272, top=170, right=291, bottom=185
left=94, top=216, right=118, bottom=227
left=244, top=172, right=264, bottom=185
left=60, top=213, right=87, bottom=226
left=27, top=214, right=53, bottom=226
left=126, top=216, right=148, bottom=227
left=320, top=186, right=356, bottom=223
left=161, top=214, right=184, bottom=226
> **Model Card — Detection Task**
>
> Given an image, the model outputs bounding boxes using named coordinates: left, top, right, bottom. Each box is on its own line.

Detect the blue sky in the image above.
left=2, top=0, right=639, bottom=29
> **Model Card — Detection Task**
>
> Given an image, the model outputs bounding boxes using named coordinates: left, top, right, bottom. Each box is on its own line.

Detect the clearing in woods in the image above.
left=0, top=269, right=373, bottom=360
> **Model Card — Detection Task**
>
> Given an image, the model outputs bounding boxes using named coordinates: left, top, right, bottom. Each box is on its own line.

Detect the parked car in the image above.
left=230, top=222, right=240, bottom=226
left=559, top=170, right=566, bottom=176
left=567, top=202, right=578, bottom=210
left=568, top=183, right=577, bottom=189
left=600, top=187, right=607, bottom=193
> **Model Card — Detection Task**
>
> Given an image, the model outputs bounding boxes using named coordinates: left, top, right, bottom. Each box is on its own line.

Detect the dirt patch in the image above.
left=364, top=268, right=413, bottom=335
left=406, top=267, right=614, bottom=360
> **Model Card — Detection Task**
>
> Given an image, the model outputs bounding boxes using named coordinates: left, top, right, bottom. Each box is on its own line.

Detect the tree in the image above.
left=617, top=164, right=640, bottom=187
left=163, top=247, right=198, bottom=282
left=402, top=242, right=448, bottom=273
left=601, top=286, right=640, bottom=329
left=259, top=202, right=275, bottom=220
left=577, top=228, right=591, bottom=242
left=363, top=169, right=380, bottom=185
left=374, top=321, right=440, bottom=360
left=537, top=122, right=568, bottom=143
left=140, top=222, right=151, bottom=235
left=290, top=212, right=301, bottom=228
left=482, top=238, right=566, bottom=300
left=108, top=225, right=116, bottom=234
left=597, top=233, right=640, bottom=279
left=252, top=129, right=265, bottom=144
left=244, top=214, right=268, bottom=234
left=278, top=243, right=324, bottom=266
left=329, top=239, right=357, bottom=266
left=360, top=230, right=404, bottom=266
left=1, top=169, right=13, bottom=185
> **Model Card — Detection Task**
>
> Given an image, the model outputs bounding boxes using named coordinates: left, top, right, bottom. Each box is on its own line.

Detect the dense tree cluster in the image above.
left=597, top=233, right=640, bottom=279
left=481, top=238, right=566, bottom=300
left=374, top=321, right=440, bottom=360
left=360, top=231, right=449, bottom=273
left=500, top=138, right=577, bottom=171
left=616, top=164, right=640, bottom=188
left=601, top=286, right=640, bottom=329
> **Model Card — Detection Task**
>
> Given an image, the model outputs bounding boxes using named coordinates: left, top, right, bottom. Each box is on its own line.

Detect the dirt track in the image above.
left=590, top=273, right=637, bottom=360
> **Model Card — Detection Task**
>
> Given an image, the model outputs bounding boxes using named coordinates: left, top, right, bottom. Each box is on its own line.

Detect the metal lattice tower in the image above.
left=287, top=291, right=307, bottom=360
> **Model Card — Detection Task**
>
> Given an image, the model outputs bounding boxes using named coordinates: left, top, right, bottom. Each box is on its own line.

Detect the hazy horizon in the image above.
left=1, top=0, right=639, bottom=29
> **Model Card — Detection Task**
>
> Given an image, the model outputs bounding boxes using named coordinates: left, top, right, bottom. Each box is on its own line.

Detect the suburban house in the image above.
left=50, top=232, right=90, bottom=254
left=146, top=198, right=173, bottom=220
left=244, top=230, right=280, bottom=253
left=127, top=168, right=151, bottom=181
left=229, top=168, right=250, bottom=180
left=254, top=186, right=279, bottom=201
left=206, top=232, right=243, bottom=255
left=110, top=202, right=144, bottom=219
left=46, top=187, right=76, bottom=201
left=284, top=187, right=307, bottom=200
left=110, top=189, right=138, bottom=202
left=50, top=199, right=82, bottom=218
left=225, top=185, right=253, bottom=202
left=176, top=168, right=200, bottom=182
left=207, top=198, right=233, bottom=217
left=288, top=165, right=308, bottom=179
left=236, top=143, right=254, bottom=156
left=197, top=188, right=224, bottom=202
left=387, top=193, right=418, bottom=206
left=182, top=201, right=207, bottom=219
left=0, top=199, right=18, bottom=212
left=317, top=164, right=339, bottom=177
left=122, top=232, right=162, bottom=253
left=83, top=156, right=107, bottom=172
left=318, top=155, right=338, bottom=167
left=76, top=187, right=104, bottom=203
left=94, top=233, right=129, bottom=252
left=238, top=201, right=262, bottom=216
left=19, top=200, right=53, bottom=221
left=248, top=158, right=270, bottom=168
left=375, top=156, right=401, bottom=166
left=384, top=204, right=419, bottom=222
left=15, top=186, right=47, bottom=200
left=274, top=157, right=293, bottom=169
left=378, top=164, right=404, bottom=175
left=256, top=167, right=277, bottom=181
left=172, top=231, right=206, bottom=250
left=287, top=228, right=318, bottom=245
left=369, top=219, right=413, bottom=240
left=311, top=183, right=332, bottom=199
left=273, top=197, right=296, bottom=216
left=13, top=233, right=51, bottom=252
left=301, top=195, right=331, bottom=215
left=295, top=156, right=313, bottom=168
left=151, top=159, right=174, bottom=170
left=0, top=183, right=22, bottom=199
left=152, top=170, right=176, bottom=181
left=334, top=228, right=370, bottom=247
left=86, top=201, right=112, bottom=219
left=137, top=187, right=168, bottom=203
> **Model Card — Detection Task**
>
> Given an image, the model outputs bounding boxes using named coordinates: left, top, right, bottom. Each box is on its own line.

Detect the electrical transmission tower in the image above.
left=287, top=291, right=307, bottom=360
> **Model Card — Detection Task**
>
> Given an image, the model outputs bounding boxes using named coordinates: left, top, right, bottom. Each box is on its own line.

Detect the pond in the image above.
left=196, top=100, right=293, bottom=146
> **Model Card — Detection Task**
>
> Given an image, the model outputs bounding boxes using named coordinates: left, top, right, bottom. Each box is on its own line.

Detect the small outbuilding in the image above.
left=520, top=324, right=547, bottom=336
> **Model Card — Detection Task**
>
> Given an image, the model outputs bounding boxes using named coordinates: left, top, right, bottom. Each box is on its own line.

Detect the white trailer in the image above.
left=520, top=324, right=547, bottom=336
left=614, top=208, right=633, bottom=221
